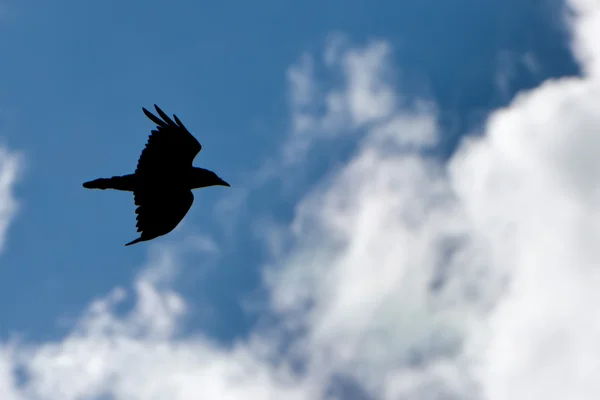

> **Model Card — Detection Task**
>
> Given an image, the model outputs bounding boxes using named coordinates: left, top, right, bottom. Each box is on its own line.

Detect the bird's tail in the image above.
left=83, top=174, right=136, bottom=191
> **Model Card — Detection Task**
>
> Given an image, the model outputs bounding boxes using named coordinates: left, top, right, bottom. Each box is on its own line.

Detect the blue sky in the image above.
left=0, top=0, right=598, bottom=398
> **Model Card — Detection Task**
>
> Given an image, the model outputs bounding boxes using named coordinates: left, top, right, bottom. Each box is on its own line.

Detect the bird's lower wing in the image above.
left=127, top=188, right=194, bottom=245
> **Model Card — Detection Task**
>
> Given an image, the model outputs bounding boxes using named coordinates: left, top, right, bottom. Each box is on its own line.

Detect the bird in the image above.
left=83, top=104, right=230, bottom=246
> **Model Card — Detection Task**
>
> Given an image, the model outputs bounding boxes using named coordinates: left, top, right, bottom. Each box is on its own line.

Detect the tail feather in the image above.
left=83, top=174, right=136, bottom=191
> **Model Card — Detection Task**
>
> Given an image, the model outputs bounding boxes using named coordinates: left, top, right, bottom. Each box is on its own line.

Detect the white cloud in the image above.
left=282, top=39, right=416, bottom=168
left=262, top=1, right=600, bottom=397
left=3, top=252, right=314, bottom=400
left=1, top=0, right=600, bottom=398
left=0, top=146, right=22, bottom=252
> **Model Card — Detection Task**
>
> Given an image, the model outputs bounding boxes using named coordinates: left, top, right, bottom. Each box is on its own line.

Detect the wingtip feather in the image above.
left=154, top=105, right=176, bottom=126
left=173, top=114, right=185, bottom=128
left=125, top=237, right=144, bottom=246
left=143, top=106, right=167, bottom=127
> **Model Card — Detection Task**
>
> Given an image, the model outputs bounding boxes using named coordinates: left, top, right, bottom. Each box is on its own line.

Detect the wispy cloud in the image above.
left=0, top=146, right=22, bottom=252
left=283, top=39, right=407, bottom=167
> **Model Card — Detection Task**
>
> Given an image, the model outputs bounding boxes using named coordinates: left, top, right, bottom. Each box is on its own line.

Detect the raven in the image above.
left=83, top=105, right=230, bottom=246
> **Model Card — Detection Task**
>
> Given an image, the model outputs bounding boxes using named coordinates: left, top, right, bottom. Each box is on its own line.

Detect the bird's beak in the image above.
left=219, top=179, right=230, bottom=187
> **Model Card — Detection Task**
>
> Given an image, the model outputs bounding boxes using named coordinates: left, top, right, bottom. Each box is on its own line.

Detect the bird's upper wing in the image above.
left=133, top=187, right=194, bottom=240
left=136, top=105, right=202, bottom=175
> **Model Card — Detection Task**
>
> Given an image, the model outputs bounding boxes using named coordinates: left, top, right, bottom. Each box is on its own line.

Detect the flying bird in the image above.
left=83, top=105, right=230, bottom=246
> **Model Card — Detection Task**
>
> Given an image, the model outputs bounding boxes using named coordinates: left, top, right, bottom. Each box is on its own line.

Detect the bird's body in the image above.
left=83, top=105, right=229, bottom=246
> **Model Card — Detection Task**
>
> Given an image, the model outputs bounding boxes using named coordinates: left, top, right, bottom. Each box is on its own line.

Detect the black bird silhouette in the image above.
left=83, top=105, right=230, bottom=246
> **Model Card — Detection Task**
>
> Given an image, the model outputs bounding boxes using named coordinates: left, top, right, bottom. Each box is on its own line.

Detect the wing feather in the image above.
left=136, top=105, right=202, bottom=175
left=132, top=188, right=194, bottom=240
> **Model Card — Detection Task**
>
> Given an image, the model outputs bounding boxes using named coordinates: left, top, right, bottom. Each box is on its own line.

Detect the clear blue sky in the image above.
left=0, top=0, right=587, bottom=397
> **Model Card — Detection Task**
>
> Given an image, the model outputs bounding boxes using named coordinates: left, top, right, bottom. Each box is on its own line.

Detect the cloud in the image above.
left=1, top=0, right=600, bottom=398
left=244, top=1, right=600, bottom=397
left=283, top=39, right=420, bottom=168
left=0, top=252, right=313, bottom=400
left=0, top=146, right=22, bottom=252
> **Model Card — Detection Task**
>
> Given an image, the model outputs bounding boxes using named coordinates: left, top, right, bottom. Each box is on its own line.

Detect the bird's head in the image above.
left=190, top=167, right=230, bottom=190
